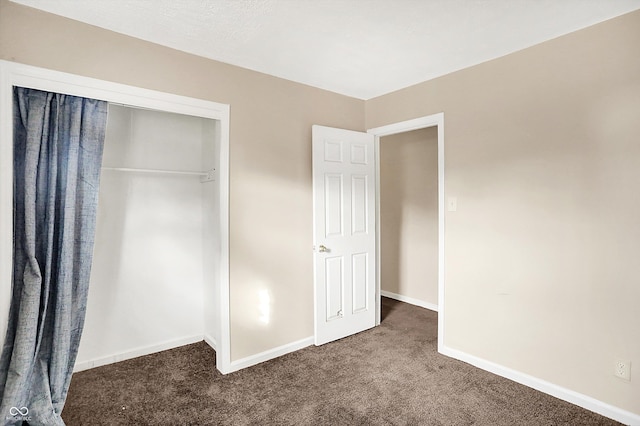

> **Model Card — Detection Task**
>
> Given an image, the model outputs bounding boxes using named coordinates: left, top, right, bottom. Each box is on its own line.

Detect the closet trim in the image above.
left=0, top=60, right=232, bottom=374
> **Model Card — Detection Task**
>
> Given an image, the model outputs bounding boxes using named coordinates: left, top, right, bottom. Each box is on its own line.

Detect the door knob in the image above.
left=318, top=245, right=328, bottom=253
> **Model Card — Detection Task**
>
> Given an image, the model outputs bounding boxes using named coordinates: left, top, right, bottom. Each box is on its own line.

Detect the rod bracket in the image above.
left=200, top=169, right=216, bottom=183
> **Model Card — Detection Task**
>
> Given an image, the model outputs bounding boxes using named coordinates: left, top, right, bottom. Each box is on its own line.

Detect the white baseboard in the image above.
left=381, top=290, right=438, bottom=312
left=203, top=333, right=217, bottom=351
left=440, top=345, right=640, bottom=426
left=73, top=334, right=204, bottom=372
left=225, top=336, right=314, bottom=374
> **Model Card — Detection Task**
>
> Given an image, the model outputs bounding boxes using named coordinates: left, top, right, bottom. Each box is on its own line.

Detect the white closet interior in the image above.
left=74, top=104, right=220, bottom=370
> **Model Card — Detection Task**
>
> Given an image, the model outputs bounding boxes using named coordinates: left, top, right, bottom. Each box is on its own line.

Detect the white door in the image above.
left=312, top=125, right=376, bottom=345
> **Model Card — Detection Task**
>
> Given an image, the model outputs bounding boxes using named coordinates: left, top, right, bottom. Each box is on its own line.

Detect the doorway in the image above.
left=368, top=113, right=445, bottom=351
left=379, top=127, right=439, bottom=314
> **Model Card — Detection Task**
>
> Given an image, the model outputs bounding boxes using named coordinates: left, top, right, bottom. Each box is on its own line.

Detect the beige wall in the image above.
left=0, top=0, right=365, bottom=361
left=380, top=128, right=438, bottom=306
left=368, top=10, right=640, bottom=415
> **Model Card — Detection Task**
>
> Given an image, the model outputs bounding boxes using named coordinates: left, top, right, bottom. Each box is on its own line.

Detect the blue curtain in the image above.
left=0, top=87, right=107, bottom=425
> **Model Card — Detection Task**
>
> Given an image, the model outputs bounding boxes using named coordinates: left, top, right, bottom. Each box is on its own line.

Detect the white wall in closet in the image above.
left=201, top=115, right=221, bottom=348
left=75, top=104, right=218, bottom=369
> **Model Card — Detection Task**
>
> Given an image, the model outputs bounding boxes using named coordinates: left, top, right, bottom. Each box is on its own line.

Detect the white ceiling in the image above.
left=10, top=0, right=640, bottom=100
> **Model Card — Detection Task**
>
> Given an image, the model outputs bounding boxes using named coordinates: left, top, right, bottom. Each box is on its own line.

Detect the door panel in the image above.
left=312, top=125, right=376, bottom=345
left=351, top=175, right=368, bottom=234
left=351, top=252, right=368, bottom=313
left=325, top=256, right=344, bottom=321
left=325, top=174, right=343, bottom=237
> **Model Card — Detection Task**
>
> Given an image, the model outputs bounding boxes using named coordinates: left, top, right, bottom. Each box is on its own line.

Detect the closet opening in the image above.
left=0, top=61, right=231, bottom=376
left=75, top=104, right=221, bottom=371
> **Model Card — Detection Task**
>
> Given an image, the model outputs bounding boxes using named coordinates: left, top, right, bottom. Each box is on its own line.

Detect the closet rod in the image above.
left=101, top=167, right=206, bottom=176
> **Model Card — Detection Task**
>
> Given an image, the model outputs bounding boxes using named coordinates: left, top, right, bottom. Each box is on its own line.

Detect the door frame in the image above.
left=0, top=60, right=233, bottom=373
left=367, top=113, right=445, bottom=352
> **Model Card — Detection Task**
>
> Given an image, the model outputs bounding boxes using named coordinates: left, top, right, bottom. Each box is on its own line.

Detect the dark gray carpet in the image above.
left=62, top=298, right=620, bottom=425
